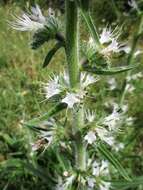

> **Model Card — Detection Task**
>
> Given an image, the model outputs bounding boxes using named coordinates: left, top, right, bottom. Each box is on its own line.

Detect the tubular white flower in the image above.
left=44, top=75, right=61, bottom=99
left=30, top=4, right=46, bottom=23
left=81, top=73, right=99, bottom=88
left=85, top=109, right=95, bottom=123
left=10, top=4, right=46, bottom=31
left=84, top=131, right=96, bottom=144
left=61, top=93, right=81, bottom=108
left=87, top=177, right=96, bottom=188
left=92, top=160, right=109, bottom=176
left=96, top=127, right=115, bottom=146
left=98, top=26, right=125, bottom=57
left=103, top=109, right=121, bottom=131
left=99, top=26, right=119, bottom=44
left=101, top=39, right=121, bottom=56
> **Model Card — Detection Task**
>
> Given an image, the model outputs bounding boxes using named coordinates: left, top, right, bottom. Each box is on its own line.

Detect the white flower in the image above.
left=107, top=77, right=117, bottom=90
left=92, top=160, right=109, bottom=176
left=84, top=131, right=96, bottom=144
left=99, top=26, right=122, bottom=56
left=100, top=160, right=109, bottom=173
left=100, top=26, right=120, bottom=44
left=101, top=39, right=121, bottom=56
left=85, top=110, right=95, bottom=123
left=81, top=73, right=99, bottom=88
left=96, top=127, right=115, bottom=146
left=128, top=0, right=138, bottom=10
left=44, top=75, right=61, bottom=99
left=30, top=4, right=46, bottom=23
left=62, top=93, right=81, bottom=108
left=100, top=27, right=112, bottom=44
left=10, top=4, right=46, bottom=31
left=87, top=177, right=96, bottom=188
left=103, top=110, right=121, bottom=131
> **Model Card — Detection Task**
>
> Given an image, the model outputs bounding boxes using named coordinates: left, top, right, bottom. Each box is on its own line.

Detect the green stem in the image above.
left=65, top=0, right=86, bottom=171
left=65, top=0, right=79, bottom=88
left=120, top=15, right=143, bottom=106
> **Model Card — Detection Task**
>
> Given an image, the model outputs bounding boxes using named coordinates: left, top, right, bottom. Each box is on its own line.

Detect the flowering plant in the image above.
left=9, top=0, right=143, bottom=189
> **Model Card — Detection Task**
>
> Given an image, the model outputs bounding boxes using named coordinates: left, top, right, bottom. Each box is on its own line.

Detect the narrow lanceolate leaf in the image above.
left=110, top=176, right=143, bottom=189
left=43, top=42, right=63, bottom=68
left=97, top=142, right=131, bottom=181
left=82, top=64, right=138, bottom=75
left=24, top=103, right=67, bottom=127
left=0, top=159, right=52, bottom=186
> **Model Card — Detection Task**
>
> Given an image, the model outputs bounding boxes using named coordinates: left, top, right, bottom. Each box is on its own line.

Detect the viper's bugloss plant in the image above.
left=9, top=0, right=143, bottom=189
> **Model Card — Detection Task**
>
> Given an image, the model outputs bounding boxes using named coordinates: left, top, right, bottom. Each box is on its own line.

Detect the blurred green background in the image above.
left=0, top=0, right=143, bottom=189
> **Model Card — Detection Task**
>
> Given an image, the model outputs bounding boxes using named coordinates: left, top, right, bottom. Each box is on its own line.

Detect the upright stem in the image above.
left=65, top=0, right=86, bottom=171
left=65, top=0, right=79, bottom=88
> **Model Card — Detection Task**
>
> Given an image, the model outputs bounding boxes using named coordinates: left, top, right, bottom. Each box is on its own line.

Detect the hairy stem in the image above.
left=65, top=0, right=79, bottom=88
left=65, top=0, right=86, bottom=171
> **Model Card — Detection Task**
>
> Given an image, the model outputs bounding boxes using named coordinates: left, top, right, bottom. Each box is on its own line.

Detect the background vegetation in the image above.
left=0, top=0, right=143, bottom=189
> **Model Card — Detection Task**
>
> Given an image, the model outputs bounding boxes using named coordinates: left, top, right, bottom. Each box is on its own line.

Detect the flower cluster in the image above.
left=44, top=72, right=99, bottom=108
left=89, top=26, right=126, bottom=58
left=84, top=101, right=131, bottom=152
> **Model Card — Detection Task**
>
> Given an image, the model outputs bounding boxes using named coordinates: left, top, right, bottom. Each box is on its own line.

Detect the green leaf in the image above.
left=81, top=64, right=138, bottom=75
left=0, top=159, right=53, bottom=186
left=24, top=103, right=67, bottom=127
left=97, top=142, right=131, bottom=181
left=110, top=176, right=143, bottom=189
left=43, top=42, right=63, bottom=68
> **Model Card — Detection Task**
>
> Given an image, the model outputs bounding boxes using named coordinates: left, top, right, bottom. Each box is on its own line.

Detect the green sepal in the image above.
left=97, top=142, right=131, bottom=181
left=31, top=16, right=60, bottom=49
left=43, top=42, right=63, bottom=68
